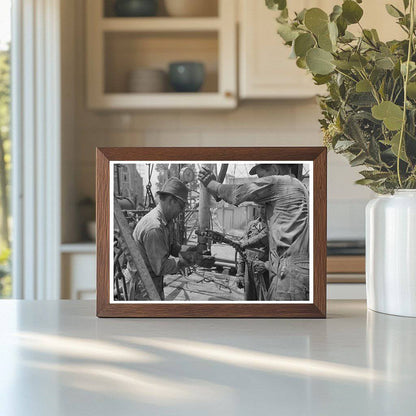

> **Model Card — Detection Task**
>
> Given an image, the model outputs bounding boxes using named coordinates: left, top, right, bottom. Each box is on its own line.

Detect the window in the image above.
left=0, top=0, right=11, bottom=298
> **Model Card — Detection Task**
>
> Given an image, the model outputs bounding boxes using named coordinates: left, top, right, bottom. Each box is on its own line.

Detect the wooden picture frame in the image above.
left=97, top=147, right=327, bottom=318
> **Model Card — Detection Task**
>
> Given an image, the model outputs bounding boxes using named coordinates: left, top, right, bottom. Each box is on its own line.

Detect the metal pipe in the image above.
left=198, top=164, right=215, bottom=250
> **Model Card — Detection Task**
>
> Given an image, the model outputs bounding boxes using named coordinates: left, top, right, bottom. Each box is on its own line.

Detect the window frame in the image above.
left=11, top=0, right=61, bottom=299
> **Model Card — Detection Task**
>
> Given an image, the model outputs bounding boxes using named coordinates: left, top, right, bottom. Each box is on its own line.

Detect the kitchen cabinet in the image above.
left=87, top=0, right=405, bottom=107
left=238, top=0, right=405, bottom=99
left=86, top=0, right=237, bottom=109
left=61, top=244, right=96, bottom=300
left=239, top=0, right=324, bottom=99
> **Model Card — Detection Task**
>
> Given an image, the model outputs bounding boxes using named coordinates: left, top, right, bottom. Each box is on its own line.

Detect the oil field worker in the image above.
left=130, top=177, right=198, bottom=300
left=236, top=207, right=269, bottom=300
left=198, top=164, right=309, bottom=301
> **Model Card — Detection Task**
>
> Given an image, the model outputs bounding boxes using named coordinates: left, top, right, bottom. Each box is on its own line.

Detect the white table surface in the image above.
left=0, top=300, right=415, bottom=416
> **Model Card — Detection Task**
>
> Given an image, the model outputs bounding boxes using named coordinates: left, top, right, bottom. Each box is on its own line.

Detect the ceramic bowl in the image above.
left=168, top=62, right=205, bottom=93
left=114, top=0, right=158, bottom=17
left=127, top=68, right=167, bottom=93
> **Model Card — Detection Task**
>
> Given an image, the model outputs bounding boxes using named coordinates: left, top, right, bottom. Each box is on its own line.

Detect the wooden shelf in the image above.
left=101, top=17, right=221, bottom=32
left=89, top=92, right=235, bottom=110
left=86, top=0, right=237, bottom=109
left=103, top=31, right=219, bottom=94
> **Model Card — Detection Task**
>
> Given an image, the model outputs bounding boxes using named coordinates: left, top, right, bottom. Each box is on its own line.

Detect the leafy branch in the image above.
left=266, top=0, right=416, bottom=193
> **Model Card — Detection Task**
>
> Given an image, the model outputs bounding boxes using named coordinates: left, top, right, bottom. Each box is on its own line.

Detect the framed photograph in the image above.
left=96, top=147, right=327, bottom=318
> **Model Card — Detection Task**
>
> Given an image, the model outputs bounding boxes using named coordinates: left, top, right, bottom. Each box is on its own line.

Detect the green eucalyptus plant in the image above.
left=266, top=0, right=416, bottom=193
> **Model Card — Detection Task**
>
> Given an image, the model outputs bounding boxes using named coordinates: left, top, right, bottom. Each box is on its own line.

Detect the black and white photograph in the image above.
left=111, top=161, right=313, bottom=303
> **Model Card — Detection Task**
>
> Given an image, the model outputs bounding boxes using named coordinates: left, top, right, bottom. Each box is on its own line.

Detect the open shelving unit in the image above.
left=86, top=0, right=237, bottom=109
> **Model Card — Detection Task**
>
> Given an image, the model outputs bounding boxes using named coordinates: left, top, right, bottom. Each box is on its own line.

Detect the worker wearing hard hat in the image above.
left=199, top=164, right=309, bottom=301
left=130, top=177, right=199, bottom=299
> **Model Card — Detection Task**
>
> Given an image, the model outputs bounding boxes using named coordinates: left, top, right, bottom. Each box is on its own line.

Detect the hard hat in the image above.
left=156, top=177, right=188, bottom=204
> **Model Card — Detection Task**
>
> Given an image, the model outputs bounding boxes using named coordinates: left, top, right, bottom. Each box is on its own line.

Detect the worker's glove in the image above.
left=179, top=246, right=203, bottom=266
left=170, top=242, right=181, bottom=257
left=198, top=255, right=216, bottom=268
left=179, top=245, right=216, bottom=268
left=178, top=256, right=192, bottom=270
left=198, top=167, right=216, bottom=187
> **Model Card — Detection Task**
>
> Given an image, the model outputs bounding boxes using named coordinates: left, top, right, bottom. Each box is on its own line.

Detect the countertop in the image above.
left=0, top=300, right=415, bottom=415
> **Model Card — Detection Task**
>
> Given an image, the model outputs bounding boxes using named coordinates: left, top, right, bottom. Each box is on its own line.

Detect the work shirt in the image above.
left=132, top=205, right=180, bottom=297
left=213, top=175, right=309, bottom=300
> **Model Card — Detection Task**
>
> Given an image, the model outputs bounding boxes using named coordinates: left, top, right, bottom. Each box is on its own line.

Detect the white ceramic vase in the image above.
left=366, top=190, right=416, bottom=317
